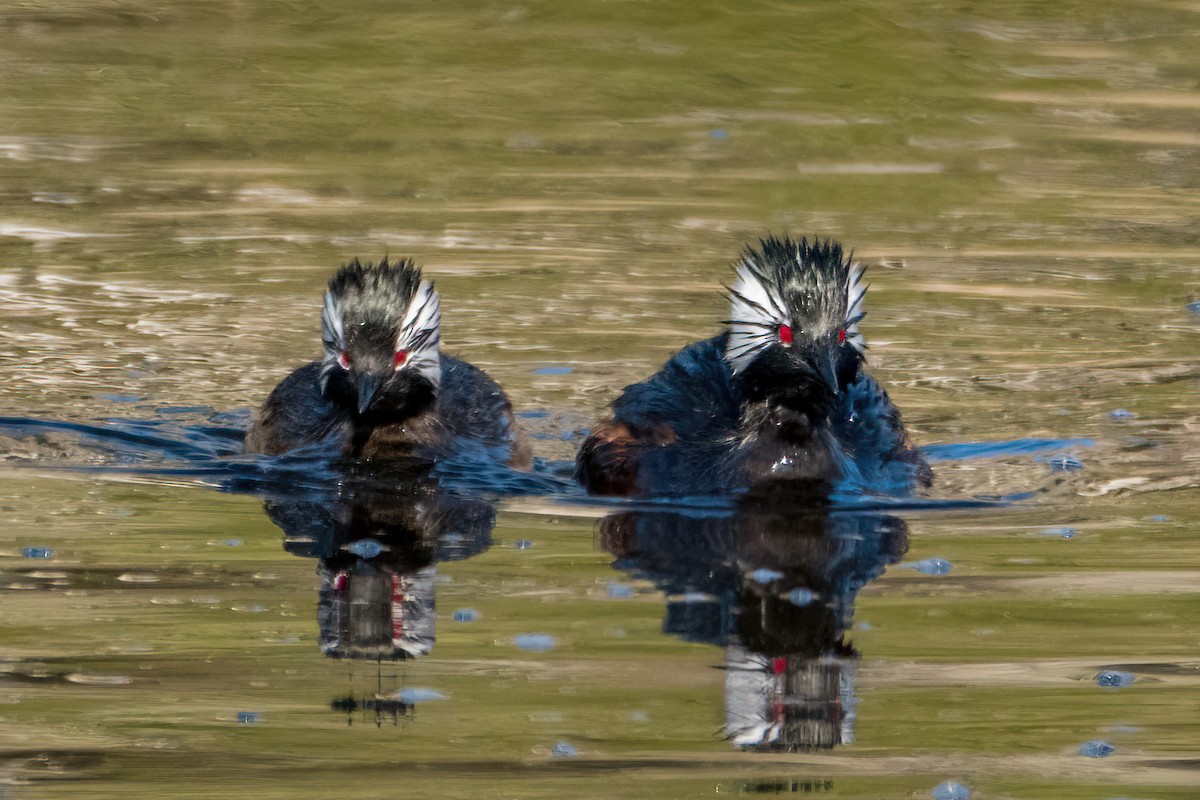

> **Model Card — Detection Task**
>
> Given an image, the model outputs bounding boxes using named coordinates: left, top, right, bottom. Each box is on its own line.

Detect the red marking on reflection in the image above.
left=837, top=328, right=847, bottom=344
left=337, top=351, right=352, bottom=370
left=394, top=349, right=408, bottom=367
left=772, top=657, right=787, bottom=674
left=778, top=324, right=793, bottom=345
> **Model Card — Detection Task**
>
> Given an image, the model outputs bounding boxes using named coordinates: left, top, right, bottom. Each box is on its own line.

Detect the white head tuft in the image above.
left=843, top=263, right=868, bottom=353
left=396, top=278, right=441, bottom=388
left=725, top=256, right=791, bottom=375
left=722, top=236, right=869, bottom=375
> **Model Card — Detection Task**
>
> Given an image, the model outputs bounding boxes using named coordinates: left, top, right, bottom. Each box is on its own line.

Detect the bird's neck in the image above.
left=731, top=398, right=846, bottom=490
left=323, top=373, right=438, bottom=425
left=348, top=406, right=446, bottom=461
left=736, top=369, right=838, bottom=429
left=740, top=400, right=822, bottom=443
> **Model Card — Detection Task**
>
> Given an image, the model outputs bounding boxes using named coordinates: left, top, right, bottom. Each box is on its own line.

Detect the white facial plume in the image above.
left=725, top=255, right=792, bottom=375
left=317, top=260, right=443, bottom=394
left=843, top=264, right=868, bottom=353
left=394, top=278, right=441, bottom=388
left=723, top=241, right=868, bottom=375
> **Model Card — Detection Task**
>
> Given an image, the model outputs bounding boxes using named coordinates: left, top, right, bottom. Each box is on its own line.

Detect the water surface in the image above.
left=3, top=2, right=1200, bottom=798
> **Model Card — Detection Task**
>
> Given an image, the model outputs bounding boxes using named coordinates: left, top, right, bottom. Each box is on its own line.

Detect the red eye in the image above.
left=393, top=349, right=408, bottom=367
left=337, top=351, right=352, bottom=370
left=778, top=324, right=793, bottom=345
left=837, top=328, right=847, bottom=345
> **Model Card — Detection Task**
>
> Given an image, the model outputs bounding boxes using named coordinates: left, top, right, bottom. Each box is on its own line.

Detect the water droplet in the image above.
left=1078, top=739, right=1115, bottom=758
left=1108, top=409, right=1136, bottom=420
left=515, top=633, right=557, bottom=652
left=1145, top=514, right=1168, bottom=522
left=1095, top=670, right=1135, bottom=689
left=1187, top=300, right=1200, bottom=314
left=533, top=366, right=573, bottom=376
left=117, top=573, right=158, bottom=583
left=910, top=557, right=953, bottom=576
left=749, top=568, right=784, bottom=584
left=551, top=741, right=579, bottom=758
left=343, top=539, right=385, bottom=558
left=787, top=588, right=816, bottom=607
left=213, top=539, right=243, bottom=547
left=514, top=539, right=535, bottom=550
left=33, top=192, right=80, bottom=205
left=1038, top=527, right=1077, bottom=539
left=932, top=781, right=971, bottom=800
left=1045, top=454, right=1083, bottom=471
left=710, top=129, right=729, bottom=139
left=235, top=711, right=263, bottom=724
left=66, top=673, right=132, bottom=686
left=628, top=710, right=649, bottom=722
left=452, top=608, right=480, bottom=623
left=606, top=582, right=634, bottom=598
left=396, top=688, right=449, bottom=703
left=20, top=547, right=53, bottom=559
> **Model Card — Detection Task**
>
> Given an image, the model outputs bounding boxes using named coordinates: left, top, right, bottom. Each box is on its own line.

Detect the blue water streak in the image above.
left=921, top=437, right=1093, bottom=463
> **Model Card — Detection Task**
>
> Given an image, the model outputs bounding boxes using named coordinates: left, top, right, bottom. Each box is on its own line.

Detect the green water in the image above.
left=3, top=1, right=1200, bottom=798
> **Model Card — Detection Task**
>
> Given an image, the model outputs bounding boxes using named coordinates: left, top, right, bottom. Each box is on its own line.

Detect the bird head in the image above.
left=318, top=257, right=441, bottom=418
left=724, top=236, right=867, bottom=414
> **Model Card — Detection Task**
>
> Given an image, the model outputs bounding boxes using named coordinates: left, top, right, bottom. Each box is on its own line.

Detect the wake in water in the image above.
left=0, top=411, right=1093, bottom=510
left=0, top=412, right=574, bottom=500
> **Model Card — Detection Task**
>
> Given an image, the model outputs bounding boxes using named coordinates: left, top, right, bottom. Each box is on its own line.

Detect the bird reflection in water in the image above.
left=259, top=460, right=497, bottom=725
left=600, top=484, right=908, bottom=751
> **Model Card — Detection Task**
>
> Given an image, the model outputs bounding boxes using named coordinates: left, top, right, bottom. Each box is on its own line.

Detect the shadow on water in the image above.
left=0, top=414, right=559, bottom=730
left=0, top=412, right=1097, bottom=740
left=601, top=487, right=907, bottom=752
left=262, top=466, right=501, bottom=726
left=0, top=406, right=1157, bottom=765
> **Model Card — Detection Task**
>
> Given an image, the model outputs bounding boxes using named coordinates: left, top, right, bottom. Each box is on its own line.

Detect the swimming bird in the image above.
left=576, top=236, right=929, bottom=497
left=245, top=257, right=529, bottom=467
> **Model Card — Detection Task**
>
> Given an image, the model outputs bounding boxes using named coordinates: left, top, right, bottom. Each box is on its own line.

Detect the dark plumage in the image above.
left=245, top=257, right=529, bottom=467
left=576, top=236, right=930, bottom=497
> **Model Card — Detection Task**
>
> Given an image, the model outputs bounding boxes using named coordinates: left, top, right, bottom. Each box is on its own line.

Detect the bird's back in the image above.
left=827, top=372, right=931, bottom=493
left=612, top=333, right=743, bottom=442
left=244, top=361, right=347, bottom=456
left=576, top=334, right=746, bottom=495
left=431, top=355, right=530, bottom=467
left=577, top=332, right=927, bottom=496
left=245, top=355, right=528, bottom=467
